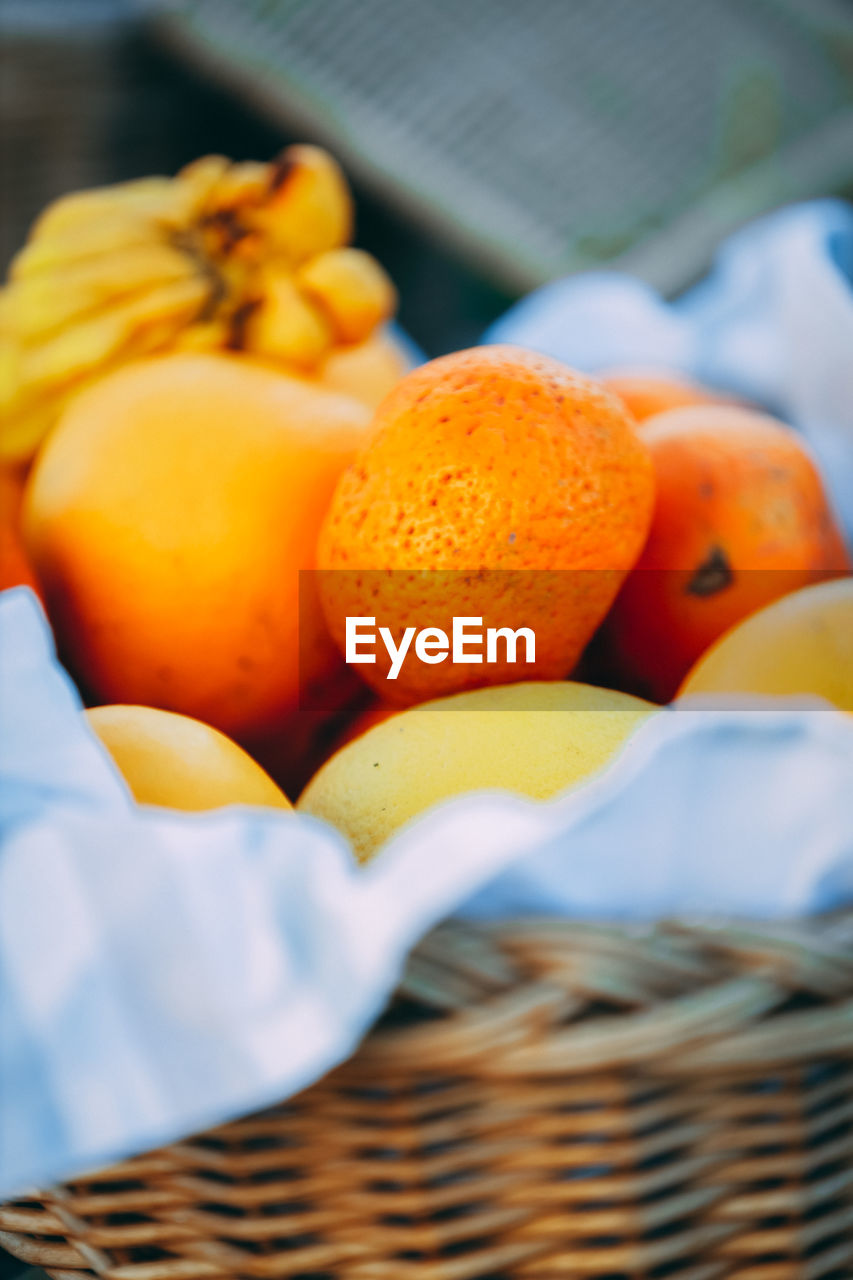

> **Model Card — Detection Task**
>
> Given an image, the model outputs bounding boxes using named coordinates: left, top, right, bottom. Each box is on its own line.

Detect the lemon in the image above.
left=678, top=576, right=853, bottom=710
left=86, top=704, right=291, bottom=811
left=298, top=681, right=653, bottom=861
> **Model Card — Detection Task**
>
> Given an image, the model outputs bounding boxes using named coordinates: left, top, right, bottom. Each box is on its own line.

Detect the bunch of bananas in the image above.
left=0, top=147, right=397, bottom=463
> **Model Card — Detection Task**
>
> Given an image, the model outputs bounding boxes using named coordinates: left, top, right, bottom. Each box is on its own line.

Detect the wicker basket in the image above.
left=2, top=914, right=853, bottom=1279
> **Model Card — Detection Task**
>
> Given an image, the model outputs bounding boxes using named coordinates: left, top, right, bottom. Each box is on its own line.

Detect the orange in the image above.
left=25, top=353, right=371, bottom=740
left=604, top=405, right=850, bottom=702
left=0, top=464, right=42, bottom=601
left=602, top=369, right=736, bottom=424
left=317, top=345, right=655, bottom=704
left=86, top=704, right=291, bottom=811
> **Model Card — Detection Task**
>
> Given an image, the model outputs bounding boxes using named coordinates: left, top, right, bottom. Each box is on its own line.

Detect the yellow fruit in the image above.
left=0, top=396, right=59, bottom=464
left=173, top=154, right=231, bottom=215
left=9, top=242, right=198, bottom=341
left=10, top=213, right=156, bottom=279
left=256, top=145, right=352, bottom=262
left=19, top=277, right=209, bottom=395
left=245, top=269, right=333, bottom=367
left=298, top=682, right=654, bottom=861
left=298, top=248, right=396, bottom=344
left=28, top=178, right=183, bottom=242
left=0, top=146, right=395, bottom=463
left=678, top=576, right=853, bottom=711
left=86, top=704, right=291, bottom=811
left=197, top=158, right=266, bottom=213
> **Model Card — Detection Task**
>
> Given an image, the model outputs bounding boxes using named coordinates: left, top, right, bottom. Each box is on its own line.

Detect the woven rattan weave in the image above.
left=2, top=914, right=852, bottom=1278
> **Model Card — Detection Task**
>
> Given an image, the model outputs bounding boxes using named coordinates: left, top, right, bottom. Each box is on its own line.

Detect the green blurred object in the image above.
left=152, top=0, right=853, bottom=291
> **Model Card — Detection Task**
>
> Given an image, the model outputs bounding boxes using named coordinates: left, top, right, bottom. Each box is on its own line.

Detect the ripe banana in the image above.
left=0, top=145, right=397, bottom=463
left=299, top=248, right=397, bottom=344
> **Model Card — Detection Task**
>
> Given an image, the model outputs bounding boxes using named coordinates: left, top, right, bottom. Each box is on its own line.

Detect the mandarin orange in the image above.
left=0, top=465, right=42, bottom=601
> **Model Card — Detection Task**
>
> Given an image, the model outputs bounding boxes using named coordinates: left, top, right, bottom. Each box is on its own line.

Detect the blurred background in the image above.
left=2, top=0, right=852, bottom=355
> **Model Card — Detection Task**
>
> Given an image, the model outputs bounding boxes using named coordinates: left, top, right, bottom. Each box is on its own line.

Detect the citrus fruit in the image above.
left=299, top=681, right=654, bottom=861
left=602, top=369, right=735, bottom=424
left=604, top=405, right=850, bottom=702
left=25, top=352, right=371, bottom=739
left=317, top=346, right=655, bottom=705
left=86, top=704, right=291, bottom=810
left=678, top=576, right=853, bottom=710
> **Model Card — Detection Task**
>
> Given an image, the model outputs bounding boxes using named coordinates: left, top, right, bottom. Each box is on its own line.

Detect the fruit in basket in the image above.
left=602, top=369, right=736, bottom=423
left=679, top=576, right=853, bottom=711
left=0, top=466, right=42, bottom=601
left=319, top=328, right=412, bottom=410
left=86, top=704, right=291, bottom=810
left=0, top=146, right=396, bottom=462
left=604, top=406, right=850, bottom=702
left=334, top=698, right=399, bottom=751
left=24, top=353, right=371, bottom=740
left=317, top=346, right=655, bottom=705
left=299, top=681, right=654, bottom=861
